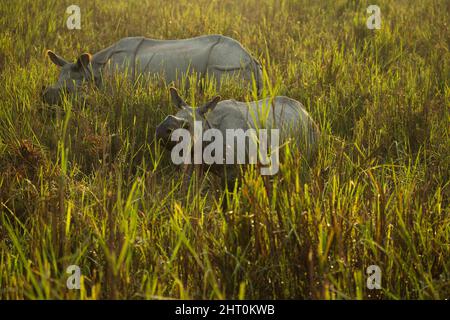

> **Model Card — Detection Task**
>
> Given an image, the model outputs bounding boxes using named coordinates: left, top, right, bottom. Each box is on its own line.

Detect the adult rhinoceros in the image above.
left=156, top=88, right=320, bottom=188
left=42, top=35, right=263, bottom=105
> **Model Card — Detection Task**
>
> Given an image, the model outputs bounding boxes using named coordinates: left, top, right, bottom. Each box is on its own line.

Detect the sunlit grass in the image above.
left=0, top=0, right=449, bottom=299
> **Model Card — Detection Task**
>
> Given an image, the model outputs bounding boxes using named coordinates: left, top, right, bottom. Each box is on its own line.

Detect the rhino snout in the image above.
left=156, top=125, right=170, bottom=142
left=156, top=124, right=180, bottom=150
left=42, top=86, right=63, bottom=105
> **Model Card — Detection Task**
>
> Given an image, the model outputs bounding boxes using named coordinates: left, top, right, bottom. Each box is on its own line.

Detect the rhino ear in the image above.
left=170, top=87, right=188, bottom=109
left=76, top=53, right=92, bottom=70
left=47, top=50, right=68, bottom=67
left=199, top=96, right=221, bottom=116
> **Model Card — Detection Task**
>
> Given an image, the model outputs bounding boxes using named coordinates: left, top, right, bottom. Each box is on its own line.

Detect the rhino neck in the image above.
left=91, top=42, right=117, bottom=66
left=89, top=48, right=117, bottom=88
left=90, top=38, right=146, bottom=83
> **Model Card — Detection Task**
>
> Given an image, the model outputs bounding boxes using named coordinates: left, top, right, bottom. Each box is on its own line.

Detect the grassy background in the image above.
left=0, top=0, right=449, bottom=299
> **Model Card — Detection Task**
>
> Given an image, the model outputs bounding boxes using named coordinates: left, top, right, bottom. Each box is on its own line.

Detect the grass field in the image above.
left=0, top=0, right=449, bottom=299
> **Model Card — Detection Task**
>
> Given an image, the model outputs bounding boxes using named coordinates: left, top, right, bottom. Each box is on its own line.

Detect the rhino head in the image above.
left=155, top=87, right=221, bottom=149
left=42, top=50, right=100, bottom=105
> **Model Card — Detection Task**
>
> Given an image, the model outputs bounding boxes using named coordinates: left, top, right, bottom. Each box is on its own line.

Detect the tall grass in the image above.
left=0, top=0, right=449, bottom=299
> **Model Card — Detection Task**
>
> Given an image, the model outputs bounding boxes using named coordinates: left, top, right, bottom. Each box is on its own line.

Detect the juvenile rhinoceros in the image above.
left=156, top=88, right=320, bottom=188
left=43, top=35, right=262, bottom=105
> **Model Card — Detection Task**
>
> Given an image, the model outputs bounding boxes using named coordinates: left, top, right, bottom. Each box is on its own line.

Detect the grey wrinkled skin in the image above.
left=43, top=35, right=263, bottom=105
left=156, top=88, right=320, bottom=189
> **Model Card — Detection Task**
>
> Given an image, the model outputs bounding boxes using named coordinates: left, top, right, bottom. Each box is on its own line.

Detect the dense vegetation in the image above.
left=0, top=0, right=449, bottom=299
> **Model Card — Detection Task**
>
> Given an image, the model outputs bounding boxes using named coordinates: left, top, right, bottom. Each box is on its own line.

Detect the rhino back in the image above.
left=136, top=35, right=225, bottom=80
left=206, top=36, right=261, bottom=90
left=92, top=35, right=260, bottom=87
left=206, top=35, right=253, bottom=69
left=98, top=35, right=229, bottom=82
left=250, top=97, right=319, bottom=159
left=208, top=97, right=319, bottom=160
